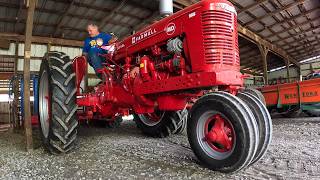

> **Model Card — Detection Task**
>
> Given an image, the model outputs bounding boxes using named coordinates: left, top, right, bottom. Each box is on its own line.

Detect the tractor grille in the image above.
left=202, top=10, right=239, bottom=66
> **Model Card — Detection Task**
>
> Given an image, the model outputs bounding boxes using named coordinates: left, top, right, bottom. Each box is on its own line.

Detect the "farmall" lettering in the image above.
left=132, top=28, right=157, bottom=44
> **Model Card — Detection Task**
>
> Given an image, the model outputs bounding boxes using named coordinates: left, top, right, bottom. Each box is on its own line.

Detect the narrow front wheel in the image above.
left=187, top=92, right=258, bottom=173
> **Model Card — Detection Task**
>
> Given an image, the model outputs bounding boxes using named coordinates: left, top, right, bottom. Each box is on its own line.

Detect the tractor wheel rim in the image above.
left=197, top=110, right=236, bottom=160
left=39, top=70, right=50, bottom=138
left=138, top=111, right=165, bottom=126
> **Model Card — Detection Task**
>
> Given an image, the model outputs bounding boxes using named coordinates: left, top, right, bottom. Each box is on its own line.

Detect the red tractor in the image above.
left=38, top=0, right=272, bottom=172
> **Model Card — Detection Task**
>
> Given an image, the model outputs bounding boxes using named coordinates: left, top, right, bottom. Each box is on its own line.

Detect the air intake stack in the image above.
left=159, top=0, right=173, bottom=17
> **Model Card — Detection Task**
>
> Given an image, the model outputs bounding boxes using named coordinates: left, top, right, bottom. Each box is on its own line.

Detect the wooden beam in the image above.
left=0, top=32, right=83, bottom=47
left=238, top=25, right=300, bottom=67
left=240, top=69, right=262, bottom=76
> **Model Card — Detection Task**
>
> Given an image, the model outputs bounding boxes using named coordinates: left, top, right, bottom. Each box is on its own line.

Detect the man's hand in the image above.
left=109, top=36, right=118, bottom=44
left=82, top=52, right=88, bottom=59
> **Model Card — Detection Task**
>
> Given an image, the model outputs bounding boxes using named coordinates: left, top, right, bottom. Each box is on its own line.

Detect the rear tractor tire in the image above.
left=187, top=92, right=259, bottom=173
left=243, top=88, right=266, bottom=105
left=134, top=109, right=188, bottom=137
left=38, top=51, right=78, bottom=153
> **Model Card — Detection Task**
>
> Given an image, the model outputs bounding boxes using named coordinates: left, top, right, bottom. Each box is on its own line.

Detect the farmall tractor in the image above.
left=38, top=0, right=272, bottom=173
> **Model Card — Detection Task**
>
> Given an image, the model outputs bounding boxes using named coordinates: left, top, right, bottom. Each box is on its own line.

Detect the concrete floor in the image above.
left=0, top=117, right=320, bottom=179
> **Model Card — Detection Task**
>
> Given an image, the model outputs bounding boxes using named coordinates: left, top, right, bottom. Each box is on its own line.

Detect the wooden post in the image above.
left=254, top=76, right=260, bottom=86
left=47, top=43, right=51, bottom=52
left=258, top=44, right=269, bottom=85
left=298, top=66, right=302, bottom=81
left=286, top=59, right=290, bottom=83
left=13, top=41, right=20, bottom=130
left=23, top=0, right=36, bottom=151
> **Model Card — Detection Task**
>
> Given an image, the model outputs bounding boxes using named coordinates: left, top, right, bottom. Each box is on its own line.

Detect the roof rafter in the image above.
left=273, top=24, right=320, bottom=43
left=99, top=0, right=128, bottom=30
left=266, top=17, right=318, bottom=39
left=243, top=0, right=305, bottom=27
left=237, top=0, right=269, bottom=14
left=256, top=7, right=319, bottom=34
left=53, top=0, right=76, bottom=37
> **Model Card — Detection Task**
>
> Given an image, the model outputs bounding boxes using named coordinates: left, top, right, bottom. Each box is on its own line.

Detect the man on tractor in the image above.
left=82, top=24, right=117, bottom=79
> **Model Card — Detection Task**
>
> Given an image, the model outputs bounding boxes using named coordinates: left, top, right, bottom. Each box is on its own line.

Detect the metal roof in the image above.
left=230, top=0, right=320, bottom=72
left=0, top=0, right=319, bottom=74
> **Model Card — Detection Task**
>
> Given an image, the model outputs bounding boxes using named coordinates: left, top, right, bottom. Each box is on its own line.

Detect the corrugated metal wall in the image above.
left=300, top=61, right=320, bottom=76
left=0, top=42, right=98, bottom=85
left=268, top=67, right=299, bottom=81
left=16, top=43, right=84, bottom=72
left=0, top=42, right=100, bottom=114
left=0, top=42, right=86, bottom=72
left=268, top=57, right=320, bottom=82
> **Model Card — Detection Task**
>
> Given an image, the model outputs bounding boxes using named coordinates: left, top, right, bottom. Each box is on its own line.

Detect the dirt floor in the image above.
left=0, top=116, right=320, bottom=179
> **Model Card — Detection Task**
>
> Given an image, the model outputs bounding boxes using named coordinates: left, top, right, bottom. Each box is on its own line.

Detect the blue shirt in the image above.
left=83, top=33, right=112, bottom=54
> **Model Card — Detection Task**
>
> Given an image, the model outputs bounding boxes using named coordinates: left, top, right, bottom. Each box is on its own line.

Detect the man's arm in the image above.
left=102, top=33, right=116, bottom=45
left=82, top=38, right=89, bottom=57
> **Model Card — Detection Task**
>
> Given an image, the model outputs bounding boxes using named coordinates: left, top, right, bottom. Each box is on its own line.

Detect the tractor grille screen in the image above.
left=201, top=10, right=240, bottom=66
